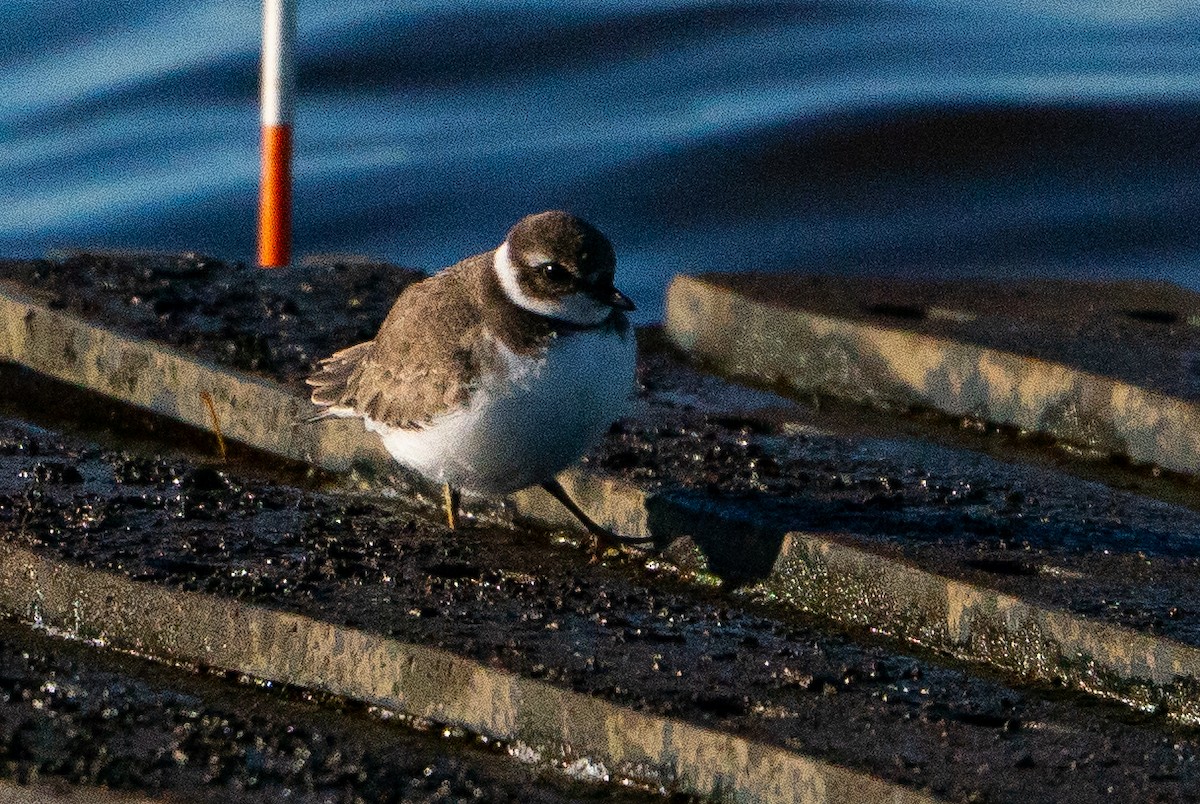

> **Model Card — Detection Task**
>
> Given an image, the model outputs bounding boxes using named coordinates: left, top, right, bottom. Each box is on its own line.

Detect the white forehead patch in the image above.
left=493, top=241, right=612, bottom=326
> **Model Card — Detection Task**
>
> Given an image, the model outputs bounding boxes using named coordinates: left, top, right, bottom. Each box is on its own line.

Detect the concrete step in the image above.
left=665, top=273, right=1200, bottom=476
left=3, top=255, right=1200, bottom=800
left=0, top=269, right=1197, bottom=720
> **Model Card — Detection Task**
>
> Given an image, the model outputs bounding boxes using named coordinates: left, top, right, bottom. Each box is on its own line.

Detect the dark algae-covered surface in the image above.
left=0, top=252, right=422, bottom=390
left=5, top=254, right=1200, bottom=653
left=0, top=409, right=1199, bottom=803
left=0, top=621, right=655, bottom=804
left=5, top=254, right=1200, bottom=800
left=620, top=344, right=1200, bottom=648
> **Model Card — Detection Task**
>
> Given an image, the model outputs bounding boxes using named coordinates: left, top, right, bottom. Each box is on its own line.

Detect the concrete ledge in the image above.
left=0, top=779, right=163, bottom=803
left=592, top=490, right=1200, bottom=723
left=0, top=283, right=391, bottom=476
left=3, top=282, right=1200, bottom=722
left=664, top=274, right=1200, bottom=475
left=0, top=541, right=932, bottom=804
left=761, top=532, right=1200, bottom=722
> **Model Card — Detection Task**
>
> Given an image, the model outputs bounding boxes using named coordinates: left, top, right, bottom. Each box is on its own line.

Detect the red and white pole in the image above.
left=258, top=0, right=296, bottom=268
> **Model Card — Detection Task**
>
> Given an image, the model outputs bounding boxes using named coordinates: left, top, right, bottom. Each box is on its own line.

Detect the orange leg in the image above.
left=443, top=483, right=460, bottom=530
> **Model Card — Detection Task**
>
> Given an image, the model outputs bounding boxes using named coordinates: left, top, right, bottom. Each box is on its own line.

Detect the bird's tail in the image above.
left=301, top=340, right=373, bottom=425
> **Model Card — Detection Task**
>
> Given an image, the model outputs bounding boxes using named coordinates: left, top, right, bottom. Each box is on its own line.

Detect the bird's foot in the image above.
left=540, top=479, right=653, bottom=553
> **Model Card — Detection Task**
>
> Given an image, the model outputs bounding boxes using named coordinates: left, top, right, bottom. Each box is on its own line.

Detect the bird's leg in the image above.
left=443, top=483, right=461, bottom=530
left=540, top=478, right=653, bottom=550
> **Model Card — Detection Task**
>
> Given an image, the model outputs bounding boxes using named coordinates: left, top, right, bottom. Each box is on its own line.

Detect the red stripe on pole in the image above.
left=258, top=123, right=292, bottom=268
left=259, top=0, right=295, bottom=268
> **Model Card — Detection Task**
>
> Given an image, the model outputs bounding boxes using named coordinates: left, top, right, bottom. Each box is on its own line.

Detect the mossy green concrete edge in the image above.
left=2, top=282, right=1200, bottom=722
left=0, top=541, right=934, bottom=804
left=664, top=274, right=1200, bottom=475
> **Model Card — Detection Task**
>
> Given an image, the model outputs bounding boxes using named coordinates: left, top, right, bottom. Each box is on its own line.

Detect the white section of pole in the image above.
left=260, top=0, right=296, bottom=126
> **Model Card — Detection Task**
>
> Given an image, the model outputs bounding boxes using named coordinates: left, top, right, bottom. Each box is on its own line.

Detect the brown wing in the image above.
left=306, top=258, right=496, bottom=428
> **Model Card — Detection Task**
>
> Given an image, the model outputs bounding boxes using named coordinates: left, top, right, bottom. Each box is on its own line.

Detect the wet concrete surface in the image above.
left=0, top=252, right=421, bottom=394
left=0, top=371, right=1196, bottom=801
left=3, top=255, right=1200, bottom=799
left=619, top=342, right=1200, bottom=649
left=0, top=619, right=658, bottom=804
left=4, top=253, right=1200, bottom=654
left=664, top=274, right=1200, bottom=481
left=693, top=273, right=1200, bottom=402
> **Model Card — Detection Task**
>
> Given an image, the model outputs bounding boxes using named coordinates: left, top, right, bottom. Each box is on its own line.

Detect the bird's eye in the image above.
left=539, top=262, right=570, bottom=283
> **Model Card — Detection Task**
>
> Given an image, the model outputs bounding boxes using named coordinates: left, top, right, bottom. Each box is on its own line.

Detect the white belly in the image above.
left=366, top=327, right=636, bottom=495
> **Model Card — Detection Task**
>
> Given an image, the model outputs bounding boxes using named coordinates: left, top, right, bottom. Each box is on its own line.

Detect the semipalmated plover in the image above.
left=307, top=210, right=647, bottom=547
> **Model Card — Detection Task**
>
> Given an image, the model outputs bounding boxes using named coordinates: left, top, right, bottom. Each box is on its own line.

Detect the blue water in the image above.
left=3, top=1, right=1200, bottom=318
